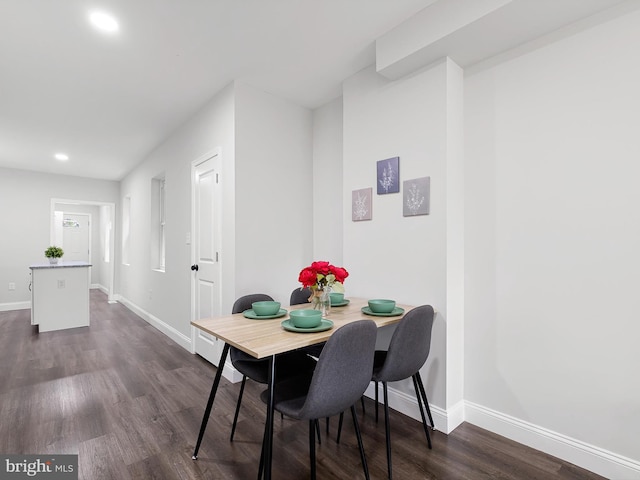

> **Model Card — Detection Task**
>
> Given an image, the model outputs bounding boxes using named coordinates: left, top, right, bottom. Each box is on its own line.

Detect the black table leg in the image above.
left=264, top=355, right=276, bottom=479
left=192, top=342, right=230, bottom=460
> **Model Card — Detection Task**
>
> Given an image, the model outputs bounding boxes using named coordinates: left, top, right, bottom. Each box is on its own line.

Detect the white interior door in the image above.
left=192, top=152, right=222, bottom=365
left=62, top=213, right=90, bottom=262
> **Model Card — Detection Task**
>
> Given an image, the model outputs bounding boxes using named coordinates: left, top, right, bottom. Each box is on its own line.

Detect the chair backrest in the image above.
left=298, top=320, right=377, bottom=420
left=373, top=305, right=435, bottom=383
left=290, top=287, right=311, bottom=306
left=230, top=294, right=275, bottom=364
left=232, top=293, right=274, bottom=314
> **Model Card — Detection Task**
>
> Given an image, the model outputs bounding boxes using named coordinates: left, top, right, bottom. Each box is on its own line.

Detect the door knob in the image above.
left=191, top=264, right=199, bottom=272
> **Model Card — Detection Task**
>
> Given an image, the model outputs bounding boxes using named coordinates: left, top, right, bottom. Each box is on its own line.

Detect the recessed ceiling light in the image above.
left=54, top=153, right=69, bottom=161
left=89, top=11, right=119, bottom=33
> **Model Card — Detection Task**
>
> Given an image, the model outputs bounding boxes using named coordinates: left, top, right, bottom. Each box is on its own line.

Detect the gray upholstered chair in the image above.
left=229, top=293, right=317, bottom=441
left=259, top=320, right=377, bottom=480
left=290, top=287, right=312, bottom=306
left=372, top=304, right=435, bottom=479
left=290, top=287, right=326, bottom=359
left=290, top=286, right=352, bottom=439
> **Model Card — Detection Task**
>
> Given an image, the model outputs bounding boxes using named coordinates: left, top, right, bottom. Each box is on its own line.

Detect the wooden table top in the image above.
left=191, top=297, right=413, bottom=359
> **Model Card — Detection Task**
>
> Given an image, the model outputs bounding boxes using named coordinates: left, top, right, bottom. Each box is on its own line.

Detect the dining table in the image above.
left=190, top=296, right=414, bottom=480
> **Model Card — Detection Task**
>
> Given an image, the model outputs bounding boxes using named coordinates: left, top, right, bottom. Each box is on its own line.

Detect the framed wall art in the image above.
left=352, top=187, right=372, bottom=221
left=377, top=157, right=399, bottom=194
left=403, top=176, right=430, bottom=216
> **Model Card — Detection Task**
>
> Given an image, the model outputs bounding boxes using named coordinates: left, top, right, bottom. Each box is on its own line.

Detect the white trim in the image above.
left=117, top=296, right=191, bottom=352
left=116, top=295, right=242, bottom=384
left=362, top=382, right=456, bottom=433
left=465, top=401, right=640, bottom=480
left=91, top=283, right=108, bottom=294
left=445, top=400, right=465, bottom=433
left=190, top=323, right=197, bottom=354
left=188, top=325, right=243, bottom=383
left=92, top=284, right=118, bottom=304
left=0, top=301, right=31, bottom=312
left=357, top=385, right=640, bottom=478
left=221, top=361, right=244, bottom=383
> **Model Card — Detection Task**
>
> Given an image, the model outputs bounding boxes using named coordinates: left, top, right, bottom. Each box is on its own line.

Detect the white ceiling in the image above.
left=0, top=0, right=631, bottom=181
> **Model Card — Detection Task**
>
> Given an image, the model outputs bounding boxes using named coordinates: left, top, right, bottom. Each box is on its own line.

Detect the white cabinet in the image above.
left=30, top=261, right=91, bottom=332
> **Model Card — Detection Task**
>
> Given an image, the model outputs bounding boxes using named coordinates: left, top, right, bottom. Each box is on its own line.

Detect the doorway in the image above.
left=190, top=150, right=223, bottom=365
left=51, top=199, right=116, bottom=303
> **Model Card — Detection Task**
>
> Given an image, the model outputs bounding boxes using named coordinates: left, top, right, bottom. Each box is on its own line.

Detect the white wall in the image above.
left=312, top=97, right=343, bottom=264
left=342, top=62, right=457, bottom=419
left=117, top=83, right=236, bottom=345
left=464, top=7, right=640, bottom=474
left=0, top=167, right=118, bottom=309
left=234, top=82, right=314, bottom=304
left=117, top=80, right=314, bottom=346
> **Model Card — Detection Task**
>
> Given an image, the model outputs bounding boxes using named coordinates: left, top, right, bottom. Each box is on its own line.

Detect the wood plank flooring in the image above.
left=0, top=291, right=605, bottom=479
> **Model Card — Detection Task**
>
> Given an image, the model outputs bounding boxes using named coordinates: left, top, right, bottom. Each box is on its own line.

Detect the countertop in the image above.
left=30, top=261, right=92, bottom=269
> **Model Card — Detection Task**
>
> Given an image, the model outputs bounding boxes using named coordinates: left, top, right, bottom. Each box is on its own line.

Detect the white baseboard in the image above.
left=91, top=283, right=109, bottom=294
left=118, top=296, right=242, bottom=383
left=117, top=296, right=192, bottom=352
left=465, top=401, right=640, bottom=480
left=93, top=284, right=117, bottom=303
left=0, top=301, right=31, bottom=312
left=362, top=383, right=462, bottom=434
left=357, top=385, right=639, bottom=479
left=222, top=361, right=244, bottom=383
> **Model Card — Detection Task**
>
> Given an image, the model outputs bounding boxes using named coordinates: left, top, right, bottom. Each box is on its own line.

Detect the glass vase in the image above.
left=312, top=286, right=331, bottom=317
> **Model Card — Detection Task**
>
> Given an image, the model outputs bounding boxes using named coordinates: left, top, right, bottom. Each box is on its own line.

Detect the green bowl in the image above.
left=329, top=292, right=344, bottom=305
left=289, top=309, right=322, bottom=328
left=251, top=301, right=281, bottom=316
left=368, top=299, right=396, bottom=314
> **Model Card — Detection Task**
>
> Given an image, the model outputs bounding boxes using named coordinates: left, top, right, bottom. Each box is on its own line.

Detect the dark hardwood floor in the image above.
left=0, top=291, right=605, bottom=479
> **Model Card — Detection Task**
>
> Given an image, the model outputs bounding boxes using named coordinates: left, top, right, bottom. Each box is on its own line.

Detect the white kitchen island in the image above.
left=30, top=261, right=91, bottom=332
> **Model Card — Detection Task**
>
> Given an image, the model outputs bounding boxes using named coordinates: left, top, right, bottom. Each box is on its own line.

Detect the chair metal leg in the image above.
left=309, top=420, right=317, bottom=480
left=192, top=343, right=230, bottom=459
left=383, top=382, right=393, bottom=480
left=257, top=418, right=267, bottom=480
left=375, top=381, right=379, bottom=422
left=361, top=395, right=366, bottom=414
left=326, top=417, right=330, bottom=435
left=315, top=419, right=321, bottom=445
left=350, top=405, right=370, bottom=480
left=412, top=375, right=432, bottom=449
left=415, top=372, right=435, bottom=429
left=230, top=375, right=247, bottom=441
left=336, top=411, right=344, bottom=444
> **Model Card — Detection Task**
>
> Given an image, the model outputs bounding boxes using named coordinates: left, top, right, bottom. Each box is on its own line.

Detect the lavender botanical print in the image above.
left=403, top=177, right=430, bottom=216
left=377, top=157, right=399, bottom=194
left=352, top=187, right=372, bottom=221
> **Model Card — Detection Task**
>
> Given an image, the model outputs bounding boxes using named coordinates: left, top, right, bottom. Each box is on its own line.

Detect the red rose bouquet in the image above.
left=298, top=261, right=349, bottom=293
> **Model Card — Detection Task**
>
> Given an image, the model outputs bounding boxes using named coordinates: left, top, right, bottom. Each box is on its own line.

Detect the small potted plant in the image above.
left=44, top=246, right=64, bottom=264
